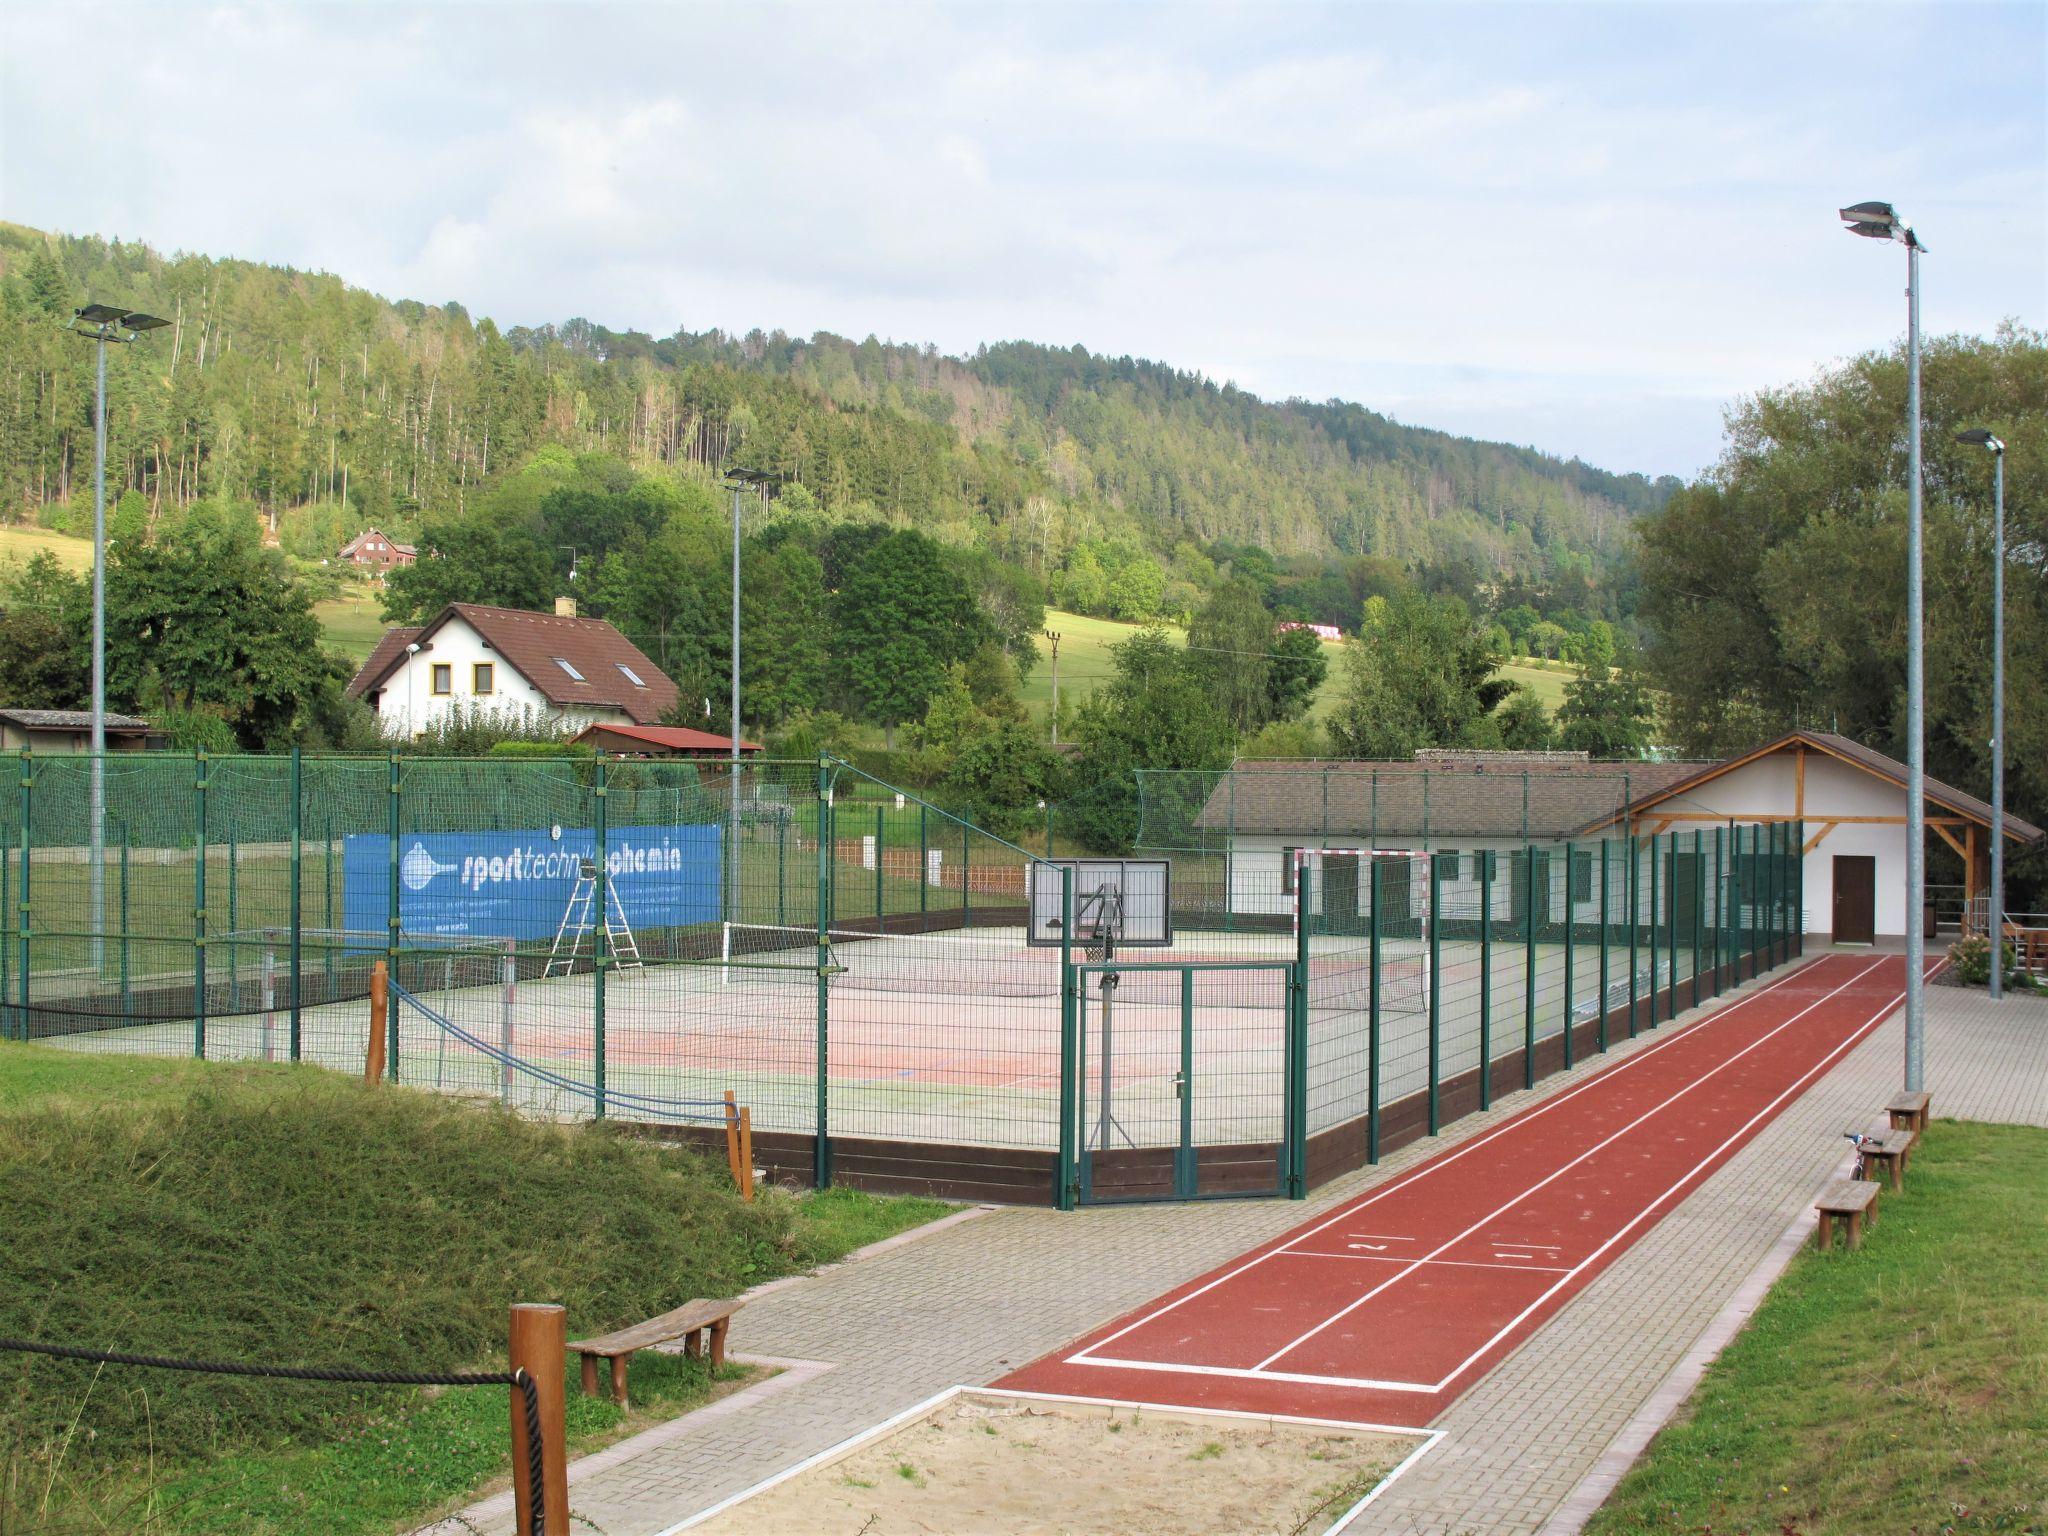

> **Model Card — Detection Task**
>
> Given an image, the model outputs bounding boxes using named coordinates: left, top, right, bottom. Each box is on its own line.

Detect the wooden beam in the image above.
left=1647, top=816, right=1677, bottom=839
left=1796, top=745, right=1806, bottom=818
left=1803, top=822, right=1839, bottom=855
left=1932, top=823, right=1968, bottom=861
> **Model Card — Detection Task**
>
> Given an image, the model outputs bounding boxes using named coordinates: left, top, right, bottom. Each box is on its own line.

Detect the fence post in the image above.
left=814, top=759, right=833, bottom=1190
left=1648, top=834, right=1662, bottom=1025
left=119, top=825, right=131, bottom=1016
left=227, top=827, right=240, bottom=1011
left=873, top=805, right=885, bottom=923
left=1562, top=841, right=1576, bottom=1070
left=1289, top=849, right=1309, bottom=1196
left=1, top=843, right=8, bottom=1040
left=323, top=810, right=336, bottom=996
left=1429, top=851, right=1449, bottom=1132
left=1367, top=857, right=1382, bottom=1164
left=366, top=960, right=387, bottom=1083
left=1627, top=835, right=1640, bottom=1037
left=385, top=754, right=401, bottom=1080
left=1692, top=829, right=1705, bottom=1009
left=960, top=821, right=970, bottom=930
left=13, top=752, right=28, bottom=1043
left=1478, top=849, right=1493, bottom=1110
left=1597, top=840, right=1610, bottom=1052
left=289, top=747, right=303, bottom=1060
left=1056, top=866, right=1077, bottom=1210
left=1522, top=847, right=1537, bottom=1089
left=776, top=815, right=788, bottom=928
left=592, top=754, right=608, bottom=1120
left=508, top=1304, right=570, bottom=1536
left=918, top=803, right=928, bottom=919
left=194, top=751, right=208, bottom=1059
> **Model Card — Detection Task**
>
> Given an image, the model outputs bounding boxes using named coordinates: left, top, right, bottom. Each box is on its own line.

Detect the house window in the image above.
left=617, top=662, right=646, bottom=687
left=553, top=657, right=586, bottom=681
left=431, top=664, right=452, bottom=695
left=1281, top=846, right=1300, bottom=895
left=473, top=663, right=494, bottom=695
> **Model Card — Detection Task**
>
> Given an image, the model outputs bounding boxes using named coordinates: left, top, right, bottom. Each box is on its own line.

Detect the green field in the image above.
left=1588, top=1120, right=2047, bottom=1535
left=0, top=522, right=94, bottom=572
left=312, top=586, right=391, bottom=662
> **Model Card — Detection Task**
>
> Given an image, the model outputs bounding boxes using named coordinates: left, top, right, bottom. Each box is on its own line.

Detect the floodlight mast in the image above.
left=717, top=465, right=786, bottom=919
left=1955, top=428, right=2007, bottom=998
left=1839, top=201, right=1927, bottom=1089
left=64, top=305, right=168, bottom=977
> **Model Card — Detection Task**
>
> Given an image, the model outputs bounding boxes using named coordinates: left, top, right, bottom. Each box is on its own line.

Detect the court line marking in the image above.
left=1080, top=959, right=1915, bottom=1395
left=1252, top=957, right=1884, bottom=1370
left=1065, top=953, right=1850, bottom=1368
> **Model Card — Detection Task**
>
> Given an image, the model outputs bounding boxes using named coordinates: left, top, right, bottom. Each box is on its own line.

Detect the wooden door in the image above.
left=1832, top=856, right=1875, bottom=945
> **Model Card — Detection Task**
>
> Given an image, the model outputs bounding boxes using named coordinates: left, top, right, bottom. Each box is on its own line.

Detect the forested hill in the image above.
left=0, top=223, right=1673, bottom=594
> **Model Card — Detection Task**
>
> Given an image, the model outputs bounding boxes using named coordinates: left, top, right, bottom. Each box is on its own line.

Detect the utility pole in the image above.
left=1044, top=629, right=1063, bottom=744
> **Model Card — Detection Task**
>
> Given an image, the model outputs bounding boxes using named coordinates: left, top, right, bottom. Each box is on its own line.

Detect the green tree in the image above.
left=830, top=530, right=986, bottom=741
left=1064, top=628, right=1236, bottom=851
left=1495, top=686, right=1556, bottom=750
left=1556, top=632, right=1656, bottom=759
left=942, top=720, right=1067, bottom=841
left=1188, top=579, right=1274, bottom=732
left=106, top=516, right=348, bottom=746
left=1266, top=624, right=1329, bottom=723
left=383, top=513, right=555, bottom=622
left=1326, top=593, right=1510, bottom=758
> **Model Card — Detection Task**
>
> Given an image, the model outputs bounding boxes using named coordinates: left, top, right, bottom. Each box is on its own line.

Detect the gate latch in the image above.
left=1172, top=1070, right=1186, bottom=1100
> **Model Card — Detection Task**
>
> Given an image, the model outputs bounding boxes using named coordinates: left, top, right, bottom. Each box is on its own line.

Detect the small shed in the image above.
left=570, top=723, right=762, bottom=758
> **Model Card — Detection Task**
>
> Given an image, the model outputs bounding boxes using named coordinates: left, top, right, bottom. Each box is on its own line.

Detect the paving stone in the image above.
left=429, top=973, right=2048, bottom=1536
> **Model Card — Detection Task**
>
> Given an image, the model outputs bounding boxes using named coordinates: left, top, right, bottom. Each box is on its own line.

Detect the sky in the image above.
left=2, top=1, right=2042, bottom=480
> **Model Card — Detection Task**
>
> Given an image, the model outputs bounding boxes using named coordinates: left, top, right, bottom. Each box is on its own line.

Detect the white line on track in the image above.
left=1065, top=955, right=1838, bottom=1367
left=1072, top=954, right=1911, bottom=1390
left=1284, top=1252, right=1574, bottom=1274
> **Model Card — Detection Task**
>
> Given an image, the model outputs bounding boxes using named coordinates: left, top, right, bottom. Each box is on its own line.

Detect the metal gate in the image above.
left=1074, top=961, right=1297, bottom=1203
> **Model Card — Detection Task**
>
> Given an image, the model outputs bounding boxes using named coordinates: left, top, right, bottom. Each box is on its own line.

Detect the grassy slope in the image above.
left=312, top=587, right=390, bottom=663
left=0, top=1042, right=948, bottom=1535
left=0, top=522, right=93, bottom=572
left=1587, top=1119, right=2047, bottom=1536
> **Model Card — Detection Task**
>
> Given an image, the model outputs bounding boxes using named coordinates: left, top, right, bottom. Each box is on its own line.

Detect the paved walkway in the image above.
left=430, top=968, right=2048, bottom=1536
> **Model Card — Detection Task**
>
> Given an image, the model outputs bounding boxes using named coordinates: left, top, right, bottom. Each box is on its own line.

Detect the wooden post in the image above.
left=364, top=960, right=387, bottom=1084
left=738, top=1106, right=755, bottom=1201
left=509, top=1303, right=569, bottom=1536
left=723, top=1088, right=741, bottom=1187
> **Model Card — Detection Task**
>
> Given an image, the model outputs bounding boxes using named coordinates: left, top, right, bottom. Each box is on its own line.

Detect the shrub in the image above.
left=1947, top=933, right=2016, bottom=987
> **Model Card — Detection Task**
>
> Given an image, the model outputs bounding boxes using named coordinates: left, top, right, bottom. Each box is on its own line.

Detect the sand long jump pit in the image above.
left=671, top=1387, right=1438, bottom=1536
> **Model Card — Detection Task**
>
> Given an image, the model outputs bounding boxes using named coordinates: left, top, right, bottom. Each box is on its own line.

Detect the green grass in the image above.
left=0, top=1042, right=949, bottom=1534
left=311, top=587, right=391, bottom=663
left=1587, top=1120, right=2048, bottom=1536
left=0, top=522, right=94, bottom=573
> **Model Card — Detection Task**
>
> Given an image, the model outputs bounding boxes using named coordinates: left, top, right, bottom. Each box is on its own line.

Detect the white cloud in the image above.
left=2, top=0, right=2040, bottom=478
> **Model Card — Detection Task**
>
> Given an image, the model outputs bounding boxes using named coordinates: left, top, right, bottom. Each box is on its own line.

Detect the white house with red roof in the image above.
left=347, top=601, right=682, bottom=739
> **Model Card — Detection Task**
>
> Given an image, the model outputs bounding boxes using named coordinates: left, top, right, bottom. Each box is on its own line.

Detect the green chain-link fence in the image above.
left=4, top=752, right=1806, bottom=1208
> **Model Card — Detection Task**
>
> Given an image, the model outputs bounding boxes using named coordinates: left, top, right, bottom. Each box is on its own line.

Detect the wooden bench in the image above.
left=1858, top=1129, right=1912, bottom=1191
left=1887, top=1091, right=1931, bottom=1140
left=568, top=1298, right=744, bottom=1410
left=1815, top=1179, right=1881, bottom=1250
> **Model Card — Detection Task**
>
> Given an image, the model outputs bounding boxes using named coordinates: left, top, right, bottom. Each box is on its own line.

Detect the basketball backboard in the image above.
left=1027, top=858, right=1172, bottom=947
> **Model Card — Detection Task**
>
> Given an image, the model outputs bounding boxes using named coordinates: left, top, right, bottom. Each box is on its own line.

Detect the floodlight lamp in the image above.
left=1954, top=428, right=2005, bottom=453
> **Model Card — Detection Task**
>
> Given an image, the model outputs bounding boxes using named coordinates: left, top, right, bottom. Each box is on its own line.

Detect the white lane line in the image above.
left=1065, top=955, right=1839, bottom=1366
left=1285, top=1252, right=1574, bottom=1275
left=1077, top=960, right=1919, bottom=1395
left=1411, top=968, right=1924, bottom=1394
left=1248, top=957, right=1887, bottom=1373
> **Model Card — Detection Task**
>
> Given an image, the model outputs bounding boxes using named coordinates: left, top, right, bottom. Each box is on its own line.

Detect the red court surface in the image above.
left=999, top=953, right=1925, bottom=1427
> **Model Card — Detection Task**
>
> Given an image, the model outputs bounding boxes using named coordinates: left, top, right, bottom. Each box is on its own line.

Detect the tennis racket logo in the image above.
left=400, top=842, right=459, bottom=892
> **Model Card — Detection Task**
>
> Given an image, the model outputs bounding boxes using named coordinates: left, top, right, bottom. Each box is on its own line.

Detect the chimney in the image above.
left=554, top=596, right=577, bottom=619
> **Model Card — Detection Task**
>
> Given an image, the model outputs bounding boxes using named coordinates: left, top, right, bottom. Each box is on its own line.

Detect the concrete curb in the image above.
left=1535, top=1153, right=1853, bottom=1535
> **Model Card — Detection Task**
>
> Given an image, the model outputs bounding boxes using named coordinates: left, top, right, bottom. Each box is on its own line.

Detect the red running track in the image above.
left=999, top=953, right=1922, bottom=1427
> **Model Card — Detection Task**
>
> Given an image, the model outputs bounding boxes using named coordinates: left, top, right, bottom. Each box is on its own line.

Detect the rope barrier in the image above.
left=0, top=1336, right=549, bottom=1536
left=388, top=979, right=738, bottom=1122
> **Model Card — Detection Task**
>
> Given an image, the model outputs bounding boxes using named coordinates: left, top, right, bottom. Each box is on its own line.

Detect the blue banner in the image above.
left=342, top=823, right=722, bottom=942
